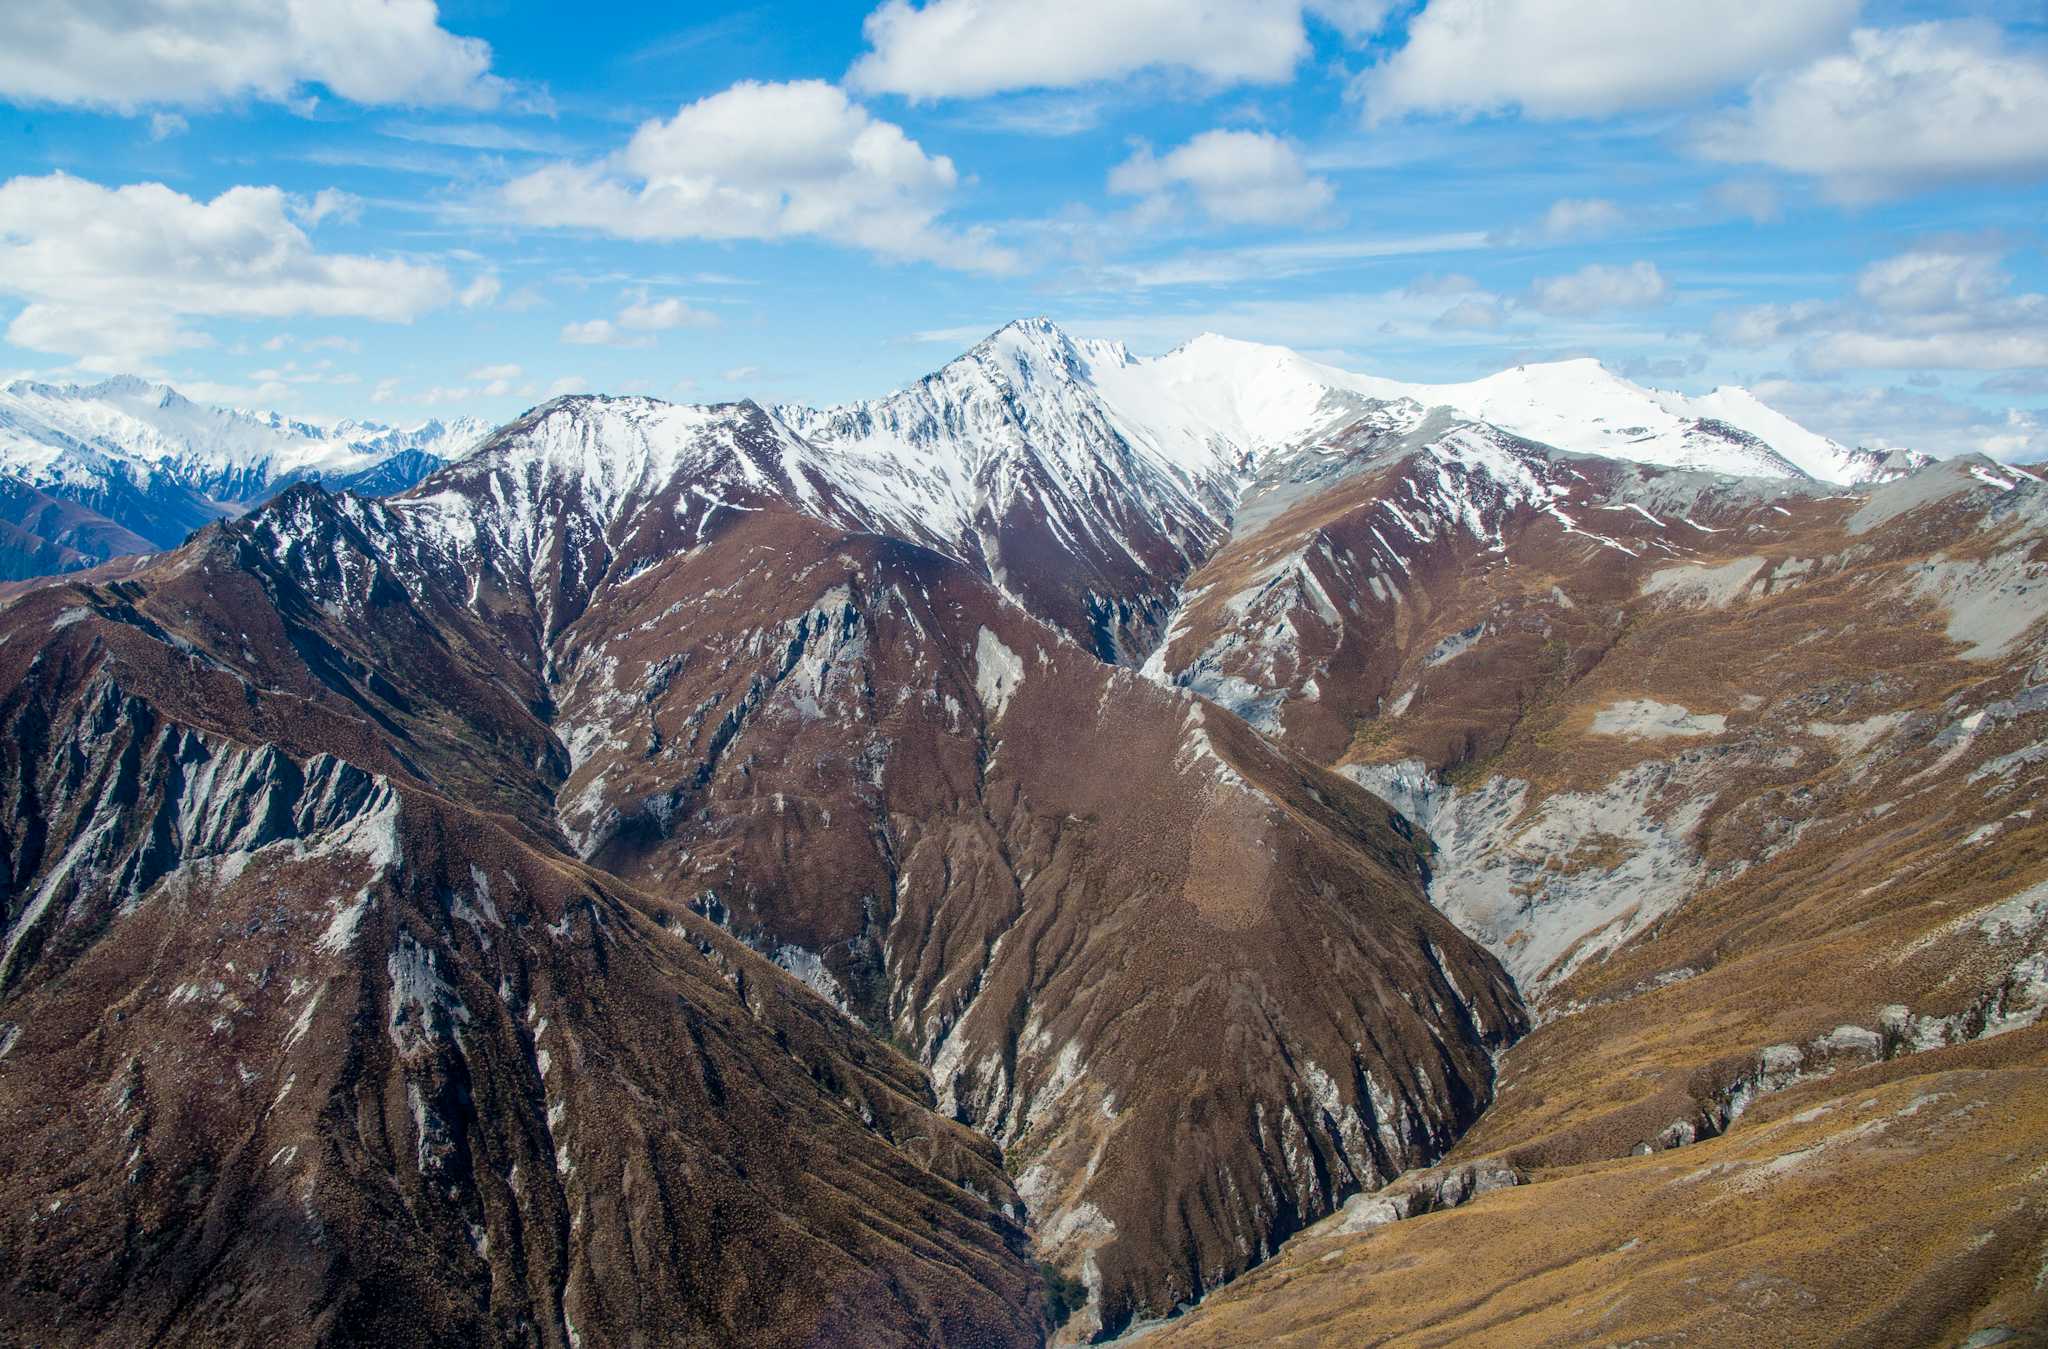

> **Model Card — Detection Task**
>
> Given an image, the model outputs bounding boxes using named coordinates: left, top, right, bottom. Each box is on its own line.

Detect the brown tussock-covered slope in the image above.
left=1139, top=429, right=2048, bottom=1344
left=1149, top=1028, right=2048, bottom=1348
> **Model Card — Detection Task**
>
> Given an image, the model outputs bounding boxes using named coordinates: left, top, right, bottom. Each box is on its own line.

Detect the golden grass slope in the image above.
left=1149, top=1027, right=2048, bottom=1347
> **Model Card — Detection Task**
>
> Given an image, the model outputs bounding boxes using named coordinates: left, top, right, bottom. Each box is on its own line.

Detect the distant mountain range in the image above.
left=0, top=329, right=1933, bottom=586
left=0, top=375, right=488, bottom=578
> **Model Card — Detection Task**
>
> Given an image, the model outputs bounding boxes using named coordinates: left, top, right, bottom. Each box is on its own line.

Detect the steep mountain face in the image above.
left=781, top=320, right=1240, bottom=662
left=527, top=490, right=1522, bottom=1333
left=1138, top=405, right=1871, bottom=763
left=1, top=319, right=2036, bottom=1347
left=0, top=384, right=1528, bottom=1343
left=0, top=376, right=488, bottom=571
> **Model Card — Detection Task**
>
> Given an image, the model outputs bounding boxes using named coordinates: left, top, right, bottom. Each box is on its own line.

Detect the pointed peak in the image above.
left=973, top=317, right=1081, bottom=361
left=986, top=315, right=1070, bottom=344
left=947, top=317, right=1099, bottom=389
left=83, top=374, right=178, bottom=401
left=908, top=317, right=1135, bottom=382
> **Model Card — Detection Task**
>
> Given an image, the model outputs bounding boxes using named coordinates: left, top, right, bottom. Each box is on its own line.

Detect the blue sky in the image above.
left=1, top=0, right=2045, bottom=458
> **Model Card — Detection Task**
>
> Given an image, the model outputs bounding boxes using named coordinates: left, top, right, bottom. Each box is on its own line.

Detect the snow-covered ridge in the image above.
left=1, top=319, right=1919, bottom=585
left=1087, top=332, right=1916, bottom=487
left=0, top=375, right=490, bottom=497
left=777, top=317, right=1232, bottom=561
left=405, top=395, right=825, bottom=549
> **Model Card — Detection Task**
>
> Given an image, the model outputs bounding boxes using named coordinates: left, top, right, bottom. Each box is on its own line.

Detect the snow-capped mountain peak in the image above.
left=975, top=314, right=1133, bottom=375
left=424, top=394, right=817, bottom=536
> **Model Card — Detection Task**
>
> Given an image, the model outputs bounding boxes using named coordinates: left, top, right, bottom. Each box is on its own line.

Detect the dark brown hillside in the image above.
left=0, top=554, right=1046, bottom=1347
left=525, top=494, right=1523, bottom=1338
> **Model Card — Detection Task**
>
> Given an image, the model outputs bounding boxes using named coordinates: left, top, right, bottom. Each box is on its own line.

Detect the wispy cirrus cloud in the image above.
left=1061, top=229, right=1492, bottom=291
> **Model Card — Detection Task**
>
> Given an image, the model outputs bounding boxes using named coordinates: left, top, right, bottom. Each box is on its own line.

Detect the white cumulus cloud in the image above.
left=501, top=80, right=1014, bottom=273
left=1525, top=261, right=1670, bottom=316
left=0, top=173, right=455, bottom=371
left=1109, top=130, right=1335, bottom=227
left=847, top=0, right=1392, bottom=100
left=561, top=295, right=719, bottom=348
left=459, top=274, right=502, bottom=308
left=469, top=363, right=520, bottom=378
left=1538, top=198, right=1625, bottom=240
left=467, top=362, right=521, bottom=396
left=1698, top=22, right=2048, bottom=201
left=1359, top=0, right=1858, bottom=120
left=0, top=0, right=511, bottom=112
